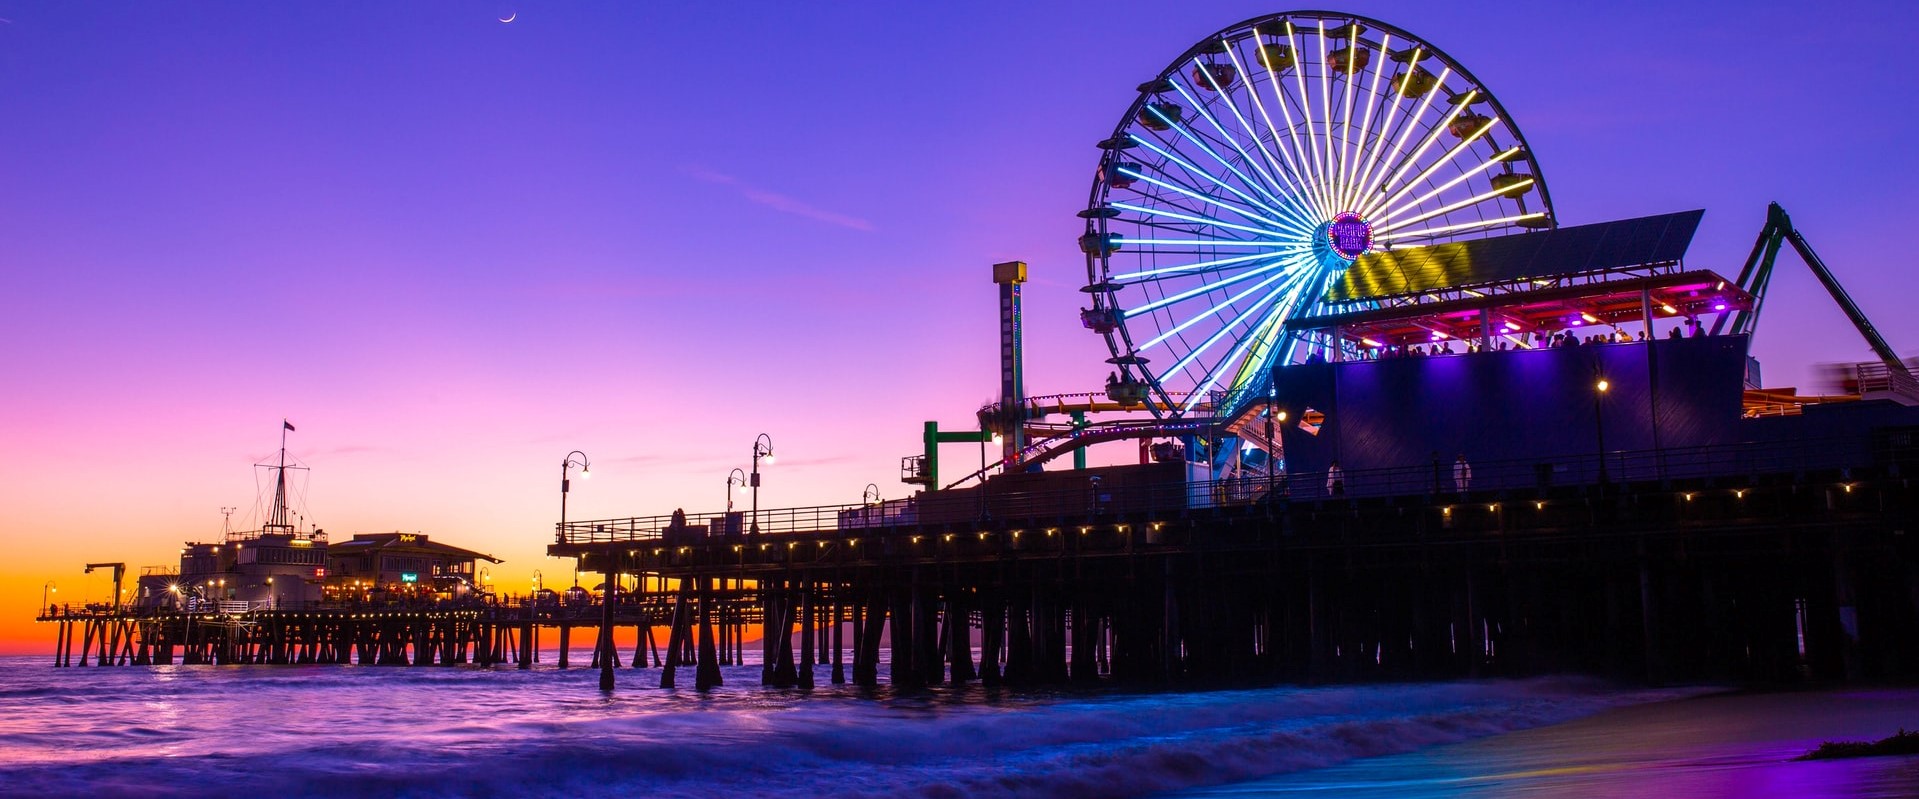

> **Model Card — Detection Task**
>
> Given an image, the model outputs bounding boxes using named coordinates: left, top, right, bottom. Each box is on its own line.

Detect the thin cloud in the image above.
left=684, top=166, right=875, bottom=232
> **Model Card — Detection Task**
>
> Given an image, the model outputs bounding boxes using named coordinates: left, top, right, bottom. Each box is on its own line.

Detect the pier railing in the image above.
left=557, top=428, right=1917, bottom=545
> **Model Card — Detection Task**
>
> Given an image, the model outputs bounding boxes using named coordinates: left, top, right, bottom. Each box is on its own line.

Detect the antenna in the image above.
left=220, top=507, right=236, bottom=537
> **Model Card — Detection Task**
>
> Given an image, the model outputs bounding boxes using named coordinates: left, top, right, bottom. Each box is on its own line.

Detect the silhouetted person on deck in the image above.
left=1326, top=461, right=1345, bottom=497
left=1454, top=454, right=1472, bottom=492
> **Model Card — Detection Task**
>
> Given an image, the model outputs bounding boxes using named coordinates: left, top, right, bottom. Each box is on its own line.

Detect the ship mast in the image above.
left=267, top=420, right=293, bottom=533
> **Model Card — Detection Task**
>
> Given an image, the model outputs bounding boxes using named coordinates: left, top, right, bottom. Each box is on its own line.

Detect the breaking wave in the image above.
left=0, top=657, right=1696, bottom=798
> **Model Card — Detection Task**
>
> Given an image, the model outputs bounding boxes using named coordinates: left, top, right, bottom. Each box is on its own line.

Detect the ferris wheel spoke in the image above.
left=1117, top=165, right=1309, bottom=236
left=1130, top=136, right=1321, bottom=234
left=1141, top=107, right=1297, bottom=218
left=1338, top=33, right=1393, bottom=213
left=1125, top=137, right=1321, bottom=234
left=1167, top=79, right=1296, bottom=216
left=1185, top=50, right=1300, bottom=201
left=1350, top=51, right=1428, bottom=210
left=1364, top=114, right=1501, bottom=220
left=1136, top=267, right=1301, bottom=351
left=1267, top=23, right=1338, bottom=218
left=1227, top=287, right=1308, bottom=395
left=1162, top=278, right=1295, bottom=385
left=1221, top=35, right=1326, bottom=221
left=1369, top=89, right=1478, bottom=213
left=1252, top=25, right=1333, bottom=218
left=1375, top=211, right=1547, bottom=243
left=1281, top=22, right=1332, bottom=214
left=1110, top=200, right=1288, bottom=240
left=1179, top=278, right=1313, bottom=412
left=1375, top=144, right=1521, bottom=225
left=1316, top=21, right=1338, bottom=211
left=1333, top=25, right=1362, bottom=213
left=1122, top=254, right=1308, bottom=318
left=1355, top=61, right=1450, bottom=212
left=1375, top=179, right=1533, bottom=235
left=1110, top=248, right=1308, bottom=285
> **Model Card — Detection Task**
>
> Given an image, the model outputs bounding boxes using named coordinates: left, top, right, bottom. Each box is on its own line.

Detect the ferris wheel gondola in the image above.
left=1082, top=11, right=1556, bottom=418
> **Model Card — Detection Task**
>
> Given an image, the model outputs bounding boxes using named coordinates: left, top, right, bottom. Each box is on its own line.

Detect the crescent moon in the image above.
left=499, top=11, right=516, bottom=23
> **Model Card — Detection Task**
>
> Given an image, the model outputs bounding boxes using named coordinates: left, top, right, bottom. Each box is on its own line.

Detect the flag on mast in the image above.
left=284, top=420, right=296, bottom=432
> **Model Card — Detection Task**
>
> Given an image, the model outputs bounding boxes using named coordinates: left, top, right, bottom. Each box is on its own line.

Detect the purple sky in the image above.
left=2, top=1, right=1914, bottom=646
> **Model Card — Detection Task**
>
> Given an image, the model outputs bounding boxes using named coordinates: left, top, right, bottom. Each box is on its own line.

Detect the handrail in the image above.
left=555, top=428, right=1917, bottom=544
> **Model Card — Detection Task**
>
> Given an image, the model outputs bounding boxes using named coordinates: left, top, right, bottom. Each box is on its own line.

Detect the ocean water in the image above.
left=0, top=655, right=1698, bottom=798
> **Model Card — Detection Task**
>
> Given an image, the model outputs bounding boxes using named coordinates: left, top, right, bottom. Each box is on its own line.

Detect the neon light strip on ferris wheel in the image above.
left=1167, top=78, right=1295, bottom=216
left=1127, top=134, right=1319, bottom=232
left=1141, top=105, right=1294, bottom=218
left=1375, top=180, right=1533, bottom=234
left=1181, top=275, right=1317, bottom=412
left=1162, top=271, right=1304, bottom=385
left=1121, top=252, right=1310, bottom=318
left=1373, top=211, right=1546, bottom=242
left=1338, top=32, right=1393, bottom=213
left=1108, top=200, right=1287, bottom=240
left=1259, top=22, right=1334, bottom=218
left=1137, top=265, right=1304, bottom=351
left=1367, top=89, right=1478, bottom=220
left=1366, top=115, right=1501, bottom=221
left=1351, top=49, right=1435, bottom=213
left=1316, top=20, right=1336, bottom=209
left=1334, top=24, right=1362, bottom=212
left=1376, top=145, right=1521, bottom=224
left=1116, top=167, right=1313, bottom=237
left=1187, top=50, right=1313, bottom=223
left=1109, top=247, right=1308, bottom=284
left=1223, top=32, right=1329, bottom=221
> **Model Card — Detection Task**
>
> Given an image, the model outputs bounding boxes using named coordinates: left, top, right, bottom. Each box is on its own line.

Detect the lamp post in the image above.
left=863, top=483, right=881, bottom=525
left=1594, top=377, right=1611, bottom=484
left=559, top=450, right=591, bottom=544
left=42, top=581, right=56, bottom=615
left=751, top=434, right=774, bottom=536
left=727, top=468, right=748, bottom=514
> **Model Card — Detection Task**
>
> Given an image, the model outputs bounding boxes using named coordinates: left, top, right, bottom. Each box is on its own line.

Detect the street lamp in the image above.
left=863, top=483, right=881, bottom=505
left=1594, top=378, right=1611, bottom=484
left=727, top=468, right=748, bottom=513
left=751, top=434, right=774, bottom=536
left=559, top=450, right=591, bottom=544
left=42, top=581, right=55, bottom=614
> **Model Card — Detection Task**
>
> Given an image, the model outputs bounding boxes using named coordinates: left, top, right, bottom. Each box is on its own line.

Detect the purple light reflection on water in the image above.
left=1168, top=688, right=1919, bottom=799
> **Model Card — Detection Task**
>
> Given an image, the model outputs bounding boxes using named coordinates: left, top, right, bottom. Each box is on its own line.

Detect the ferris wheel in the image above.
left=1081, top=11, right=1555, bottom=418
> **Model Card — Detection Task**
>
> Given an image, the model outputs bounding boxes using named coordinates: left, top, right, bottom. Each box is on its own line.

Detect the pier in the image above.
left=545, top=426, right=1918, bottom=689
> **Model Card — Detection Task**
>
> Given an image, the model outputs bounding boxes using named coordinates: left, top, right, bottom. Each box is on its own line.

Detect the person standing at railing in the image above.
left=1326, top=461, right=1345, bottom=497
left=1454, top=454, right=1473, bottom=492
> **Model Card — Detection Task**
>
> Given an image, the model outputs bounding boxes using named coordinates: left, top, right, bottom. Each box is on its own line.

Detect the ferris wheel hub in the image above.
left=1323, top=212, right=1374, bottom=260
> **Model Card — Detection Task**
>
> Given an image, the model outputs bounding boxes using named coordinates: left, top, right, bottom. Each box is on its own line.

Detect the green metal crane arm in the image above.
left=1719, top=203, right=1909, bottom=378
left=1783, top=226, right=1907, bottom=375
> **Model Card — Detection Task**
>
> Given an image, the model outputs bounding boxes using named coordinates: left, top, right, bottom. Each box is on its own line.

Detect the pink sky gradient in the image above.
left=3, top=1, right=1916, bottom=652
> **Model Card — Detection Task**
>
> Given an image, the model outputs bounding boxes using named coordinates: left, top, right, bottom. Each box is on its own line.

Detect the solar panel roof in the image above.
left=1327, top=209, right=1705, bottom=303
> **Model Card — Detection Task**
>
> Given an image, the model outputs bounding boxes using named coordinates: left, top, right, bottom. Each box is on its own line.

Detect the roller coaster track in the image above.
left=946, top=393, right=1223, bottom=490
